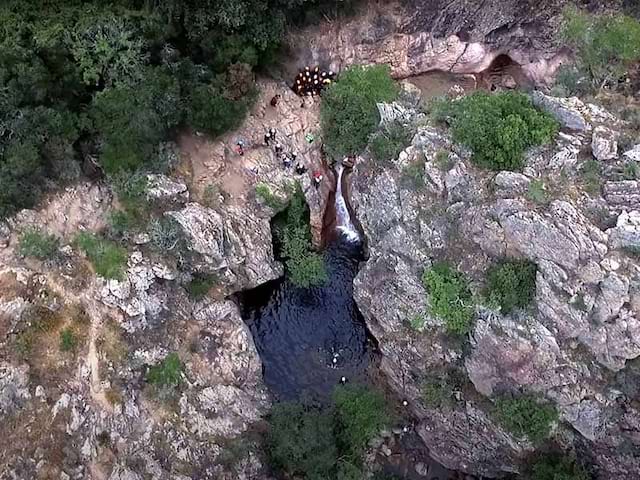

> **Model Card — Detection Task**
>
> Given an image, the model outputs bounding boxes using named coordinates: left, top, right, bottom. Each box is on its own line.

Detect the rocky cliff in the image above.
left=350, top=88, right=640, bottom=478
left=287, top=0, right=572, bottom=85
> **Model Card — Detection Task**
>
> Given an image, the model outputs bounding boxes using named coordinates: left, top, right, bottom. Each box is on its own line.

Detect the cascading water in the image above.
left=334, top=163, right=361, bottom=243
left=237, top=166, right=375, bottom=403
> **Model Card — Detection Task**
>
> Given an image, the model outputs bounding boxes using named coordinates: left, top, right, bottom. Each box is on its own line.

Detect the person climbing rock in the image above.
left=295, top=162, right=307, bottom=175
left=270, top=94, right=281, bottom=107
left=274, top=143, right=284, bottom=155
left=313, top=171, right=323, bottom=188
left=283, top=155, right=292, bottom=169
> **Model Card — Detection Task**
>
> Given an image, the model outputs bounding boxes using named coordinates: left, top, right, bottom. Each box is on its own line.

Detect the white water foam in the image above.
left=335, top=164, right=361, bottom=243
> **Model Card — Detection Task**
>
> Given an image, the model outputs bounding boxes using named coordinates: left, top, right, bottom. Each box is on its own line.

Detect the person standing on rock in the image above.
left=295, top=161, right=307, bottom=175
left=270, top=94, right=281, bottom=107
left=313, top=171, right=323, bottom=188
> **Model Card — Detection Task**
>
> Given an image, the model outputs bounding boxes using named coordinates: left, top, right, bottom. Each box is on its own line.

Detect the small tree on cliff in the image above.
left=321, top=64, right=398, bottom=158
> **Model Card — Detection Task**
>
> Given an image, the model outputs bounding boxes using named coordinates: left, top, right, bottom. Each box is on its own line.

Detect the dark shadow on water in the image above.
left=236, top=235, right=378, bottom=404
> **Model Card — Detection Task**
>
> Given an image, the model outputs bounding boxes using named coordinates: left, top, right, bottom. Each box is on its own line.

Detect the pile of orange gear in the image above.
left=293, top=66, right=336, bottom=96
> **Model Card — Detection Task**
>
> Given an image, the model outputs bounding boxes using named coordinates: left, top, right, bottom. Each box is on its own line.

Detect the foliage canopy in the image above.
left=321, top=64, right=398, bottom=158
left=434, top=91, right=558, bottom=171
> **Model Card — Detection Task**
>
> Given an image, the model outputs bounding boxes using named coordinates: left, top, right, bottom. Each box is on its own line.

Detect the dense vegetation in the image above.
left=0, top=0, right=334, bottom=218
left=422, top=262, right=474, bottom=336
left=321, top=65, right=398, bottom=158
left=525, top=453, right=590, bottom=480
left=560, top=6, right=640, bottom=93
left=434, top=91, right=558, bottom=171
left=493, top=394, right=558, bottom=444
left=486, top=260, right=538, bottom=314
left=274, top=184, right=327, bottom=288
left=267, top=385, right=389, bottom=480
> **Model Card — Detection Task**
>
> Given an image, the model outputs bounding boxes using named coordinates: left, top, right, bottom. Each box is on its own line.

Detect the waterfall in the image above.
left=334, top=164, right=360, bottom=243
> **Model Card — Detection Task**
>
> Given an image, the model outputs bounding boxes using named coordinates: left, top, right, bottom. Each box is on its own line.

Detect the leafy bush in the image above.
left=369, top=122, right=413, bottom=164
left=18, top=229, right=60, bottom=260
left=486, top=260, right=537, bottom=314
left=274, top=185, right=327, bottom=288
left=525, top=453, right=589, bottom=480
left=562, top=6, right=640, bottom=90
left=422, top=263, right=474, bottom=336
left=187, top=275, right=216, bottom=300
left=185, top=83, right=253, bottom=137
left=321, top=64, right=398, bottom=158
left=75, top=232, right=128, bottom=280
left=59, top=328, right=78, bottom=352
left=147, top=352, right=183, bottom=388
left=435, top=91, right=558, bottom=171
left=493, top=394, right=558, bottom=443
left=267, top=403, right=338, bottom=480
left=255, top=184, right=286, bottom=210
left=409, top=313, right=426, bottom=331
left=526, top=179, right=549, bottom=204
left=333, top=385, right=389, bottom=460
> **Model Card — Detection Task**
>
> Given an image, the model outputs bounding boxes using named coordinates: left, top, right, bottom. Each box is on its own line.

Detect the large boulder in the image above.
left=591, top=126, right=618, bottom=161
left=167, top=203, right=282, bottom=291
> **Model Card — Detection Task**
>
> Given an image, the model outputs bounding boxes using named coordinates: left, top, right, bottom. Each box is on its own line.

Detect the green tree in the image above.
left=333, top=385, right=389, bottom=460
left=321, top=64, right=398, bottom=158
left=434, top=91, right=558, bottom=171
left=267, top=403, right=338, bottom=480
left=274, top=185, right=327, bottom=288
left=525, top=453, right=589, bottom=480
left=90, top=66, right=181, bottom=173
left=562, top=6, right=640, bottom=90
left=486, top=260, right=537, bottom=314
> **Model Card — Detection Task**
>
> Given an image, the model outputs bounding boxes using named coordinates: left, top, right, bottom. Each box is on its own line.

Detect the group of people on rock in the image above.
left=293, top=65, right=336, bottom=97
left=264, top=126, right=323, bottom=187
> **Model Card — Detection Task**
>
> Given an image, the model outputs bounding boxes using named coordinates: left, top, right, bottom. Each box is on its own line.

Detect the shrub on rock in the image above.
left=493, top=394, right=558, bottom=444
left=434, top=91, right=558, bottom=171
left=422, top=262, right=474, bottom=336
left=486, top=260, right=537, bottom=314
left=18, top=229, right=60, bottom=260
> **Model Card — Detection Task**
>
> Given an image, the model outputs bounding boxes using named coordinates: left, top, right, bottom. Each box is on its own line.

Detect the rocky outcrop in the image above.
left=351, top=92, right=640, bottom=479
left=288, top=1, right=568, bottom=85
left=167, top=202, right=283, bottom=292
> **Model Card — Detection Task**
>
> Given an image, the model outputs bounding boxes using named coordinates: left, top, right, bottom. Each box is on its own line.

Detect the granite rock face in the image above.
left=288, top=0, right=568, bottom=85
left=351, top=92, right=640, bottom=479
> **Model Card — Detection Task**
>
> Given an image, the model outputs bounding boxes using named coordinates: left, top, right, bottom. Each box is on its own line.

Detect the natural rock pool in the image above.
left=238, top=235, right=376, bottom=402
